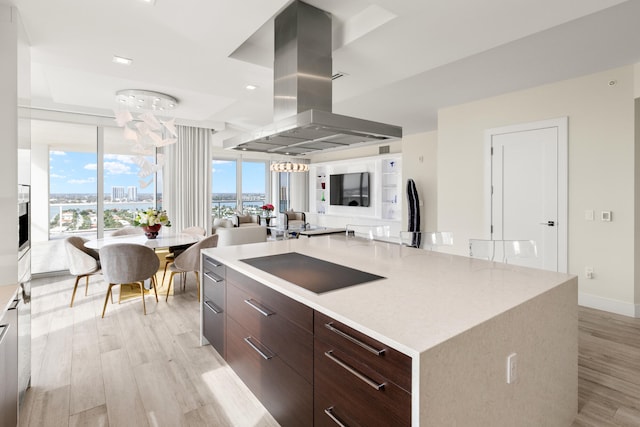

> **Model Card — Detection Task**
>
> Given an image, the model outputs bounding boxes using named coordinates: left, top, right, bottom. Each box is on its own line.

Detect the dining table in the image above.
left=84, top=232, right=201, bottom=251
left=84, top=232, right=202, bottom=293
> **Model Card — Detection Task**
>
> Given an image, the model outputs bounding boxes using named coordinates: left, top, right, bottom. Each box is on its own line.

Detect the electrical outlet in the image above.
left=507, top=353, right=517, bottom=384
left=585, top=267, right=594, bottom=279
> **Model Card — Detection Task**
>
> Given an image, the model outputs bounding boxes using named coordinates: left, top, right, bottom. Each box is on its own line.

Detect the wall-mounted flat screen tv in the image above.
left=330, top=172, right=370, bottom=207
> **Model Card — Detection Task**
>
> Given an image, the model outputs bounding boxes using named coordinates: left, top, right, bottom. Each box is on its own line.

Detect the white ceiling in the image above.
left=13, top=0, right=640, bottom=147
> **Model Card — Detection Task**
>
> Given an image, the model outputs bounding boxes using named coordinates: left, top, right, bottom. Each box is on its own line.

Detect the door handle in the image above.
left=539, top=221, right=555, bottom=227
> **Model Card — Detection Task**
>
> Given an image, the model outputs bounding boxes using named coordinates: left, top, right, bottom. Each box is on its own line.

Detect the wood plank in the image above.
left=70, top=289, right=105, bottom=415
left=26, top=385, right=70, bottom=427
left=134, top=360, right=184, bottom=427
left=68, top=404, right=109, bottom=427
left=101, top=348, right=149, bottom=427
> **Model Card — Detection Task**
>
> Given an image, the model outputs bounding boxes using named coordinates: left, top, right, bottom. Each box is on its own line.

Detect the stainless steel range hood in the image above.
left=223, top=1, right=402, bottom=155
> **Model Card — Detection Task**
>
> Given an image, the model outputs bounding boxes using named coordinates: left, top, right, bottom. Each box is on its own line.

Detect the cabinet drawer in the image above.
left=314, top=311, right=412, bottom=392
left=226, top=316, right=313, bottom=427
left=227, top=268, right=312, bottom=333
left=203, top=298, right=225, bottom=357
left=203, top=271, right=224, bottom=304
left=314, top=339, right=411, bottom=427
left=203, top=256, right=225, bottom=280
left=227, top=281, right=313, bottom=383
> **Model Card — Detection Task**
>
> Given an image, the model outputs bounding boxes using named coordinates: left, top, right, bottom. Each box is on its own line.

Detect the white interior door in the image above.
left=488, top=118, right=567, bottom=272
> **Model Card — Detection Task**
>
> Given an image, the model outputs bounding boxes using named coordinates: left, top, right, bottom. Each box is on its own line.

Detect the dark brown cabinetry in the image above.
left=0, top=297, right=19, bottom=427
left=226, top=268, right=313, bottom=427
left=314, top=311, right=412, bottom=426
left=201, top=262, right=412, bottom=426
left=202, top=256, right=226, bottom=357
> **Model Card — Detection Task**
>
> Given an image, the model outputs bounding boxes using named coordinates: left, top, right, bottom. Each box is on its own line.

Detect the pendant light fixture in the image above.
left=270, top=161, right=309, bottom=173
left=113, top=89, right=180, bottom=188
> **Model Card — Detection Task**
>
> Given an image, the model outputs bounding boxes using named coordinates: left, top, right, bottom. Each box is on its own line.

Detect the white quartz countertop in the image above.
left=202, top=236, right=576, bottom=357
left=0, top=284, right=18, bottom=313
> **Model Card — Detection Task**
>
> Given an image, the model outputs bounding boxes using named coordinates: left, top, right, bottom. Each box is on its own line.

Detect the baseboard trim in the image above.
left=578, top=292, right=640, bottom=318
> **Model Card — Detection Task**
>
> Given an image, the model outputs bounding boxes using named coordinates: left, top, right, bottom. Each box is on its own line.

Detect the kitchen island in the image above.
left=201, top=235, right=577, bottom=426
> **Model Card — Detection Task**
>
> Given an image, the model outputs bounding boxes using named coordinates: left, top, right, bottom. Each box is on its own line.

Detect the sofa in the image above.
left=231, top=214, right=261, bottom=227
left=212, top=218, right=267, bottom=246
left=279, top=210, right=306, bottom=229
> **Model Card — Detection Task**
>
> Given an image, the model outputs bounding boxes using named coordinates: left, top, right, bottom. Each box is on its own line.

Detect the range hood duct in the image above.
left=223, top=1, right=402, bottom=156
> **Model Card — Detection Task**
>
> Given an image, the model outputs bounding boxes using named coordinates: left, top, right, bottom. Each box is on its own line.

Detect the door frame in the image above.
left=483, top=117, right=568, bottom=273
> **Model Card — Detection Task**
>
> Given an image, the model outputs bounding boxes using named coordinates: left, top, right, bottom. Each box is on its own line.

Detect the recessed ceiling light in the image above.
left=140, top=0, right=156, bottom=4
left=245, top=84, right=258, bottom=90
left=112, top=55, right=133, bottom=65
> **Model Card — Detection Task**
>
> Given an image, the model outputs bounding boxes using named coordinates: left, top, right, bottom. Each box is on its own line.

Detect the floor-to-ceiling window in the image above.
left=211, top=159, right=237, bottom=218
left=241, top=160, right=267, bottom=215
left=211, top=157, right=269, bottom=218
left=45, top=122, right=98, bottom=242
left=32, top=119, right=160, bottom=274
left=103, top=127, right=158, bottom=234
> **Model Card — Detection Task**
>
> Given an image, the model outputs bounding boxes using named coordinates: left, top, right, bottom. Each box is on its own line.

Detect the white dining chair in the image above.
left=161, top=226, right=206, bottom=285
left=111, top=226, right=143, bottom=236
left=166, top=234, right=219, bottom=302
left=99, top=243, right=160, bottom=317
left=64, top=236, right=102, bottom=307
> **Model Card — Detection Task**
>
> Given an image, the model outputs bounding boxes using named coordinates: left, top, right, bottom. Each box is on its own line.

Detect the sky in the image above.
left=212, top=159, right=266, bottom=194
left=49, top=151, right=266, bottom=195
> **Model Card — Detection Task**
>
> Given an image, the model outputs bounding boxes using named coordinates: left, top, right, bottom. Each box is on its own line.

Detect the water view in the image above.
left=49, top=192, right=267, bottom=235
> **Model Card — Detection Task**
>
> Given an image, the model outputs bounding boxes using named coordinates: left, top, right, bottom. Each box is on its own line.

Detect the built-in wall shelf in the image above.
left=315, top=171, right=327, bottom=214
left=308, top=154, right=402, bottom=223
left=308, top=153, right=403, bottom=226
left=381, top=158, right=401, bottom=220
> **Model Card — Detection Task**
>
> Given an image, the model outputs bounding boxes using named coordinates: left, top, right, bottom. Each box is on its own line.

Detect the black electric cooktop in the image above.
left=240, top=252, right=385, bottom=294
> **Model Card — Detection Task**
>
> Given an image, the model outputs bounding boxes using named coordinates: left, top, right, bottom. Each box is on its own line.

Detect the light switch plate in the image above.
left=585, top=210, right=594, bottom=221
left=601, top=211, right=612, bottom=222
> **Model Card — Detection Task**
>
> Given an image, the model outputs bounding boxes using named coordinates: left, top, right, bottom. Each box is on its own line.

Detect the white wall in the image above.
left=438, top=65, right=638, bottom=315
left=401, top=131, right=438, bottom=232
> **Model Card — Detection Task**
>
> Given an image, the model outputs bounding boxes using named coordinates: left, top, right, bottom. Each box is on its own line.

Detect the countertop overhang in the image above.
left=202, top=235, right=576, bottom=357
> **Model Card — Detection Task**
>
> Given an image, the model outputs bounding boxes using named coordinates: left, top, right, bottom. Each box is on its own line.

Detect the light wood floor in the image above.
left=573, top=306, right=640, bottom=426
left=20, top=274, right=640, bottom=426
left=19, top=273, right=279, bottom=427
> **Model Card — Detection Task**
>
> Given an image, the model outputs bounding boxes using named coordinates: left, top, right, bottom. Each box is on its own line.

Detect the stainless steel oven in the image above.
left=17, top=184, right=31, bottom=404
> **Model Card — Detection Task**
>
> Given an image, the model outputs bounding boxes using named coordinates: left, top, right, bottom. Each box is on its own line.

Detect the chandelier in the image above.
left=115, top=89, right=178, bottom=111
left=270, top=161, right=309, bottom=173
left=113, top=89, right=180, bottom=188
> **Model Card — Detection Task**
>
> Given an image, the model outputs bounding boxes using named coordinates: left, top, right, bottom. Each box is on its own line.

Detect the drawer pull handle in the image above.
left=324, top=350, right=385, bottom=391
left=204, top=300, right=222, bottom=315
left=204, top=272, right=223, bottom=283
left=244, top=299, right=274, bottom=317
left=325, top=322, right=385, bottom=356
left=207, top=260, right=223, bottom=267
left=8, top=299, right=19, bottom=310
left=324, top=407, right=349, bottom=427
left=244, top=337, right=274, bottom=360
left=0, top=324, right=9, bottom=345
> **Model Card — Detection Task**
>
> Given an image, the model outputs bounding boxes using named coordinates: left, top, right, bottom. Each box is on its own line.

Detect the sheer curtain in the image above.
left=163, top=125, right=212, bottom=234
